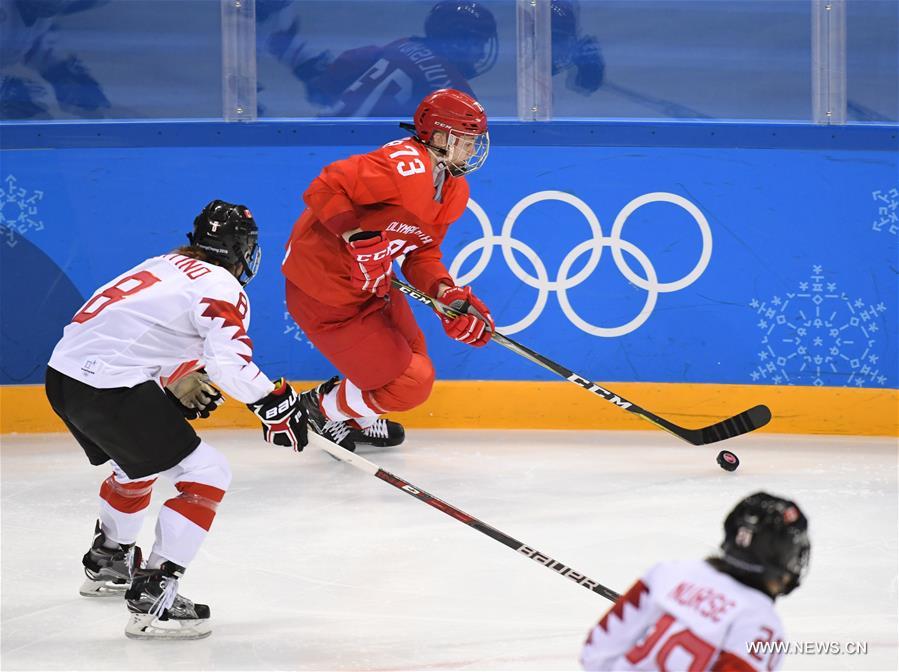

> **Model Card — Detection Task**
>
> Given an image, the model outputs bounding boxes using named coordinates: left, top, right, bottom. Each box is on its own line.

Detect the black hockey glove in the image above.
left=570, top=36, right=605, bottom=95
left=165, top=370, right=223, bottom=420
left=247, top=378, right=308, bottom=451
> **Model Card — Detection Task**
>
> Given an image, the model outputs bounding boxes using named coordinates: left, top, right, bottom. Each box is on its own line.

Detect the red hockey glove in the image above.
left=439, top=285, right=494, bottom=347
left=247, top=378, right=308, bottom=451
left=346, top=231, right=392, bottom=297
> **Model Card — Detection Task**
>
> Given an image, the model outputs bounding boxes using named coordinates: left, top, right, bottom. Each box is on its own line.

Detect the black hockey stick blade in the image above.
left=697, top=404, right=772, bottom=445
left=392, top=278, right=772, bottom=446
left=629, top=403, right=772, bottom=446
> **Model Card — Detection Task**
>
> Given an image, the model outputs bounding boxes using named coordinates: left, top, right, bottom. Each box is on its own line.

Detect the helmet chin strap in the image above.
left=400, top=122, right=453, bottom=163
left=430, top=157, right=448, bottom=201
left=447, top=163, right=467, bottom=177
left=399, top=122, right=469, bottom=179
left=426, top=143, right=467, bottom=177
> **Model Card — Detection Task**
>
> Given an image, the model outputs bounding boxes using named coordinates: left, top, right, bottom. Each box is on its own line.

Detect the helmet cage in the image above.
left=443, top=128, right=489, bottom=176
left=238, top=239, right=262, bottom=287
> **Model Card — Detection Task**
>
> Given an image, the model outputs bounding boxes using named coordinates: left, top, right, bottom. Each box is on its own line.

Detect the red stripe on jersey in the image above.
left=336, top=380, right=362, bottom=418
left=362, top=389, right=386, bottom=414
left=161, top=360, right=201, bottom=387
left=199, top=297, right=254, bottom=351
left=163, top=481, right=226, bottom=531
left=598, top=579, right=649, bottom=633
left=711, top=651, right=758, bottom=672
left=100, top=476, right=157, bottom=514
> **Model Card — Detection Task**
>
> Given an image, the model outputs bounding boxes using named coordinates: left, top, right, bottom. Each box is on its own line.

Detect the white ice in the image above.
left=2, top=429, right=897, bottom=671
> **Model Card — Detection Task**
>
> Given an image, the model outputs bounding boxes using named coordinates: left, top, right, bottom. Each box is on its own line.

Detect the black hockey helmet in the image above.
left=720, top=492, right=810, bottom=597
left=424, top=1, right=498, bottom=78
left=187, top=200, right=261, bottom=287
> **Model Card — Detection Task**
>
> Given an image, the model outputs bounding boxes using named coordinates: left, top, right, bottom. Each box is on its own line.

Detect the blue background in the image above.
left=1, top=121, right=896, bottom=388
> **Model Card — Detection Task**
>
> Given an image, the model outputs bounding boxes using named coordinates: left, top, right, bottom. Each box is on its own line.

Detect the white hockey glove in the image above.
left=247, top=378, right=308, bottom=451
left=165, top=370, right=224, bottom=420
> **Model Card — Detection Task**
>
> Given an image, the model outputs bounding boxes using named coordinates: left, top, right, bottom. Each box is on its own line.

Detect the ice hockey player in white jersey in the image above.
left=580, top=492, right=810, bottom=671
left=45, top=200, right=308, bottom=640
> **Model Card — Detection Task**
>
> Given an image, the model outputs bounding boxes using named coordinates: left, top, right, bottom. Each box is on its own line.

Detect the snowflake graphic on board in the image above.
left=0, top=175, right=44, bottom=247
left=871, top=187, right=898, bottom=236
left=283, top=301, right=316, bottom=349
left=749, top=265, right=889, bottom=387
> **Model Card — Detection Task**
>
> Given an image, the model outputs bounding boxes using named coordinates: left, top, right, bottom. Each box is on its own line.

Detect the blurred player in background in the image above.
left=551, top=0, right=605, bottom=96
left=45, top=201, right=307, bottom=640
left=282, top=88, right=494, bottom=451
left=0, top=0, right=111, bottom=119
left=261, top=0, right=497, bottom=116
left=580, top=492, right=811, bottom=671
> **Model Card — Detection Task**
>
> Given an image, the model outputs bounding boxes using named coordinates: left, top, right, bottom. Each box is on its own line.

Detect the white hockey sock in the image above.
left=98, top=462, right=156, bottom=546
left=354, top=414, right=378, bottom=429
left=147, top=442, right=231, bottom=568
left=321, top=379, right=380, bottom=428
left=101, top=534, right=121, bottom=550
left=321, top=387, right=354, bottom=422
left=146, top=552, right=167, bottom=570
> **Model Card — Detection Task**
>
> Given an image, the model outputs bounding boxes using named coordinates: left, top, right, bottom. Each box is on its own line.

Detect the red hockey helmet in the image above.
left=411, top=88, right=489, bottom=176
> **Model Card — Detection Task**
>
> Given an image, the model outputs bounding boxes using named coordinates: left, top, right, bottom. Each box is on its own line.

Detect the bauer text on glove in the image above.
left=247, top=378, right=308, bottom=451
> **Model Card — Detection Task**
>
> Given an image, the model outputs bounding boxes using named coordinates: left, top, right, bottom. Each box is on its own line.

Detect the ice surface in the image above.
left=2, top=429, right=896, bottom=671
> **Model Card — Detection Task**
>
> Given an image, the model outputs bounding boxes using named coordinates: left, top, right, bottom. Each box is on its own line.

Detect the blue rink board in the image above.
left=1, top=122, right=896, bottom=388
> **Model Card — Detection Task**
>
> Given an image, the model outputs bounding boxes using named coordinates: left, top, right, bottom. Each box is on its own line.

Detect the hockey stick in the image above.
left=307, top=432, right=621, bottom=603
left=392, top=278, right=771, bottom=446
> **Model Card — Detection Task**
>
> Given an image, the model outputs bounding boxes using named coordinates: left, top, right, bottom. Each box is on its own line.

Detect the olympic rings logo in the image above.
left=450, top=191, right=712, bottom=337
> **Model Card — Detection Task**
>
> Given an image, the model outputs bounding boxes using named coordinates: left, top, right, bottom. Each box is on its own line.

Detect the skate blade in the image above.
left=125, top=613, right=211, bottom=640
left=79, top=578, right=129, bottom=598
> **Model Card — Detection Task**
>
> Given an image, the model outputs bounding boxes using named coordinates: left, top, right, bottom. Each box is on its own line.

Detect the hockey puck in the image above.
left=716, top=450, right=740, bottom=472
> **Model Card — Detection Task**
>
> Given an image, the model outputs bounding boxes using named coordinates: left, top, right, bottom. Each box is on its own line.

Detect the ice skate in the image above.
left=79, top=521, right=140, bottom=598
left=124, top=562, right=211, bottom=640
left=300, top=377, right=357, bottom=452
left=350, top=417, right=405, bottom=448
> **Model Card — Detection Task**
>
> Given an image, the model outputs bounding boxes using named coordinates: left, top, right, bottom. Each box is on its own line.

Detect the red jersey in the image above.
left=283, top=137, right=469, bottom=307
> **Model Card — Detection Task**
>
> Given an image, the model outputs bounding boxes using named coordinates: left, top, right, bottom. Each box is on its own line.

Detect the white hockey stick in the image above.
left=306, top=432, right=621, bottom=602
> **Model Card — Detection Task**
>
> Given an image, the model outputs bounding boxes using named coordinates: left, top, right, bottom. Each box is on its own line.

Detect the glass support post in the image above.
left=516, top=0, right=552, bottom=121
left=812, top=0, right=847, bottom=124
left=222, top=0, right=257, bottom=122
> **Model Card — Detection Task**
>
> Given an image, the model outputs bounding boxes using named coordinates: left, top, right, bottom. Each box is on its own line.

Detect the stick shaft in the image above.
left=392, top=278, right=771, bottom=445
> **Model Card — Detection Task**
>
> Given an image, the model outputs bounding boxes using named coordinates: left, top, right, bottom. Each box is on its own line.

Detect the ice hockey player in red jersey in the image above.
left=580, top=492, right=811, bottom=671
left=45, top=201, right=308, bottom=640
left=282, top=88, right=494, bottom=451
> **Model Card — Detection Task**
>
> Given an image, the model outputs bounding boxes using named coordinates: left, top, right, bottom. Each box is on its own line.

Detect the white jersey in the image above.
left=48, top=254, right=274, bottom=404
left=580, top=559, right=785, bottom=672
